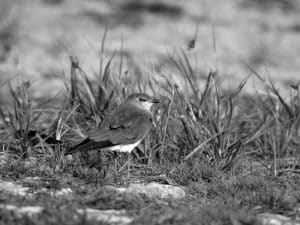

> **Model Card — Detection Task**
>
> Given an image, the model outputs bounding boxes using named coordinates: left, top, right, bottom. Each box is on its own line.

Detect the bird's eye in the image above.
left=138, top=97, right=146, bottom=102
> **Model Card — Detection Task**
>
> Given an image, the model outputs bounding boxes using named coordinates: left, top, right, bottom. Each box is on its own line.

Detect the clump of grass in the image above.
left=152, top=51, right=266, bottom=175
left=247, top=71, right=300, bottom=176
left=169, top=158, right=221, bottom=185
left=0, top=81, right=70, bottom=167
left=0, top=81, right=37, bottom=158
left=207, top=173, right=299, bottom=213
left=0, top=153, right=62, bottom=179
left=66, top=26, right=125, bottom=126
left=148, top=49, right=299, bottom=182
left=0, top=81, right=65, bottom=159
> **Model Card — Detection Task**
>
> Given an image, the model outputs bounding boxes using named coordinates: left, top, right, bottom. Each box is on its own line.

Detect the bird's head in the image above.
left=126, top=93, right=160, bottom=111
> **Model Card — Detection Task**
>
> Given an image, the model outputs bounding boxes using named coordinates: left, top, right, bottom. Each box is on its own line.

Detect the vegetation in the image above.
left=0, top=27, right=299, bottom=225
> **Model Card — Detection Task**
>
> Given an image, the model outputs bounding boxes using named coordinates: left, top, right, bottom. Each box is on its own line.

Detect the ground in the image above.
left=0, top=0, right=299, bottom=224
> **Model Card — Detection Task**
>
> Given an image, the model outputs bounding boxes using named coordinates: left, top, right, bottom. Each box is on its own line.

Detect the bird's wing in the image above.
left=109, top=109, right=136, bottom=130
left=89, top=106, right=153, bottom=145
left=64, top=138, right=113, bottom=155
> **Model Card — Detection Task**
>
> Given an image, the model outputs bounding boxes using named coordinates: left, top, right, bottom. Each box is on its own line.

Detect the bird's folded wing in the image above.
left=109, top=110, right=135, bottom=130
left=88, top=110, right=152, bottom=145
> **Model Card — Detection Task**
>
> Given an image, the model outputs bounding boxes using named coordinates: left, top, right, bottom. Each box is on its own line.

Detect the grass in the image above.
left=0, top=29, right=299, bottom=224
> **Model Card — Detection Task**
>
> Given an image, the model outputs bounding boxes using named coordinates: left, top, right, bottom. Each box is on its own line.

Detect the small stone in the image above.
left=0, top=204, right=43, bottom=216
left=257, top=213, right=300, bottom=225
left=0, top=181, right=29, bottom=196
left=17, top=206, right=44, bottom=216
left=52, top=188, right=73, bottom=196
left=115, top=182, right=186, bottom=199
left=0, top=204, right=132, bottom=224
left=77, top=208, right=133, bottom=224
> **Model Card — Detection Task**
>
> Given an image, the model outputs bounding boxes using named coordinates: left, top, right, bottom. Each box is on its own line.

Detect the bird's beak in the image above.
left=151, top=98, right=160, bottom=104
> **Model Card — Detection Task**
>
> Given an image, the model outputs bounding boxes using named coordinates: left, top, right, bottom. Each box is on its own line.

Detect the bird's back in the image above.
left=89, top=101, right=153, bottom=144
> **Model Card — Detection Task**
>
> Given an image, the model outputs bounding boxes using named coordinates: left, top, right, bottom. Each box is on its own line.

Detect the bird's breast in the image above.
left=102, top=140, right=141, bottom=153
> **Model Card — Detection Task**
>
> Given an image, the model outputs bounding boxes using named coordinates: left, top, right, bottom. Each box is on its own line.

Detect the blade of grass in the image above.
left=102, top=50, right=117, bottom=89
left=268, top=77, right=293, bottom=119
left=184, top=130, right=226, bottom=161
left=99, top=23, right=109, bottom=78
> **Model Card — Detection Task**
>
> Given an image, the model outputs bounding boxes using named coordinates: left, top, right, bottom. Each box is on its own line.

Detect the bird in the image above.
left=65, top=93, right=160, bottom=177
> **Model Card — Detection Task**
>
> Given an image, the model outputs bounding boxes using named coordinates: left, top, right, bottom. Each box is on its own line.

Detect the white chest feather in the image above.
left=103, top=140, right=141, bottom=153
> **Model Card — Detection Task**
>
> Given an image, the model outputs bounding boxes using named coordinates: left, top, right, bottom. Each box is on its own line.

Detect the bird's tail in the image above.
left=64, top=138, right=113, bottom=155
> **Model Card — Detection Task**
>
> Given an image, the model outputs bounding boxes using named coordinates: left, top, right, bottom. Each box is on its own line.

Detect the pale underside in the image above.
left=100, top=140, right=141, bottom=153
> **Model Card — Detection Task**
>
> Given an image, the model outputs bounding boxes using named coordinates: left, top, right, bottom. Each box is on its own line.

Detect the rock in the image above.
left=51, top=188, right=73, bottom=197
left=0, top=204, right=43, bottom=216
left=115, top=182, right=186, bottom=199
left=257, top=213, right=300, bottom=225
left=77, top=208, right=133, bottom=224
left=0, top=204, right=132, bottom=225
left=0, top=178, right=74, bottom=197
left=0, top=181, right=29, bottom=196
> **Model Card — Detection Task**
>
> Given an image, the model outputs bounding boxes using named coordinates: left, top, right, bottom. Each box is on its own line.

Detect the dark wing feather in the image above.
left=89, top=104, right=153, bottom=145
left=64, top=138, right=113, bottom=155
left=109, top=111, right=135, bottom=130
left=100, top=102, right=139, bottom=130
